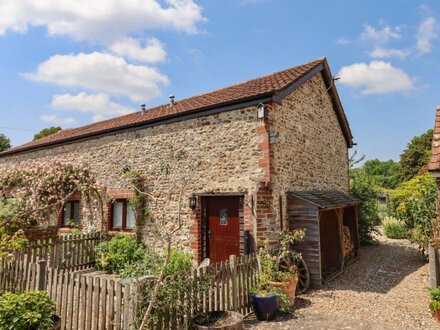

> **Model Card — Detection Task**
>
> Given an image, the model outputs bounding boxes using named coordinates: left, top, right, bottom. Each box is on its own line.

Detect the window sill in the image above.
left=58, top=227, right=80, bottom=233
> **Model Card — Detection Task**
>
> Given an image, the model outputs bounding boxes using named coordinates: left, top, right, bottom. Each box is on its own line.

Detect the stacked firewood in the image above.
left=343, top=225, right=355, bottom=260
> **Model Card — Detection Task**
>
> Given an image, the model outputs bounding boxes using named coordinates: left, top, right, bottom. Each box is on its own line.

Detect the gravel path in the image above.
left=246, top=230, right=438, bottom=329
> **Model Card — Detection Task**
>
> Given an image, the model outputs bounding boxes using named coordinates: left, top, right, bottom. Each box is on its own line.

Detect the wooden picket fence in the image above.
left=0, top=258, right=41, bottom=294
left=45, top=268, right=153, bottom=330
left=0, top=258, right=153, bottom=330
left=152, top=253, right=259, bottom=329
left=0, top=253, right=260, bottom=329
left=17, top=232, right=102, bottom=270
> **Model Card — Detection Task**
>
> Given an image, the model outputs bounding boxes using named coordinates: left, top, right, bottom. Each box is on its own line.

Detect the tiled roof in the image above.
left=429, top=106, right=440, bottom=171
left=288, top=190, right=362, bottom=209
left=1, top=57, right=350, bottom=156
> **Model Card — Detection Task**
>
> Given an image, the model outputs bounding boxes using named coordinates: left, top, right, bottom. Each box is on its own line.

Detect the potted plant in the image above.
left=261, top=230, right=305, bottom=306
left=250, top=230, right=305, bottom=320
left=427, top=287, right=440, bottom=322
left=249, top=286, right=282, bottom=321
left=0, top=291, right=60, bottom=329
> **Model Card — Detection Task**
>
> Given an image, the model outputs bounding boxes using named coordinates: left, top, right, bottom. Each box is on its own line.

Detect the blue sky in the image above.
left=0, top=0, right=439, bottom=162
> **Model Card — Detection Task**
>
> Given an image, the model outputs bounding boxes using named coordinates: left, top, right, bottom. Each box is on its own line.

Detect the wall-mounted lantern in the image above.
left=189, top=193, right=197, bottom=212
left=257, top=103, right=266, bottom=119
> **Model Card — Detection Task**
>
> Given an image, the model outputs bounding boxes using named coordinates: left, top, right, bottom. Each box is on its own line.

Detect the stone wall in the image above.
left=0, top=72, right=350, bottom=258
left=0, top=106, right=267, bottom=258
left=268, top=73, right=350, bottom=233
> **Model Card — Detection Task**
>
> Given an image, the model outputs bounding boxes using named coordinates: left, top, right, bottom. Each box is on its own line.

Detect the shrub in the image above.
left=163, top=248, right=194, bottom=278
left=388, top=173, right=436, bottom=254
left=350, top=169, right=380, bottom=244
left=95, top=234, right=193, bottom=278
left=95, top=233, right=146, bottom=277
left=383, top=217, right=407, bottom=239
left=0, top=291, right=55, bottom=330
left=427, top=287, right=440, bottom=312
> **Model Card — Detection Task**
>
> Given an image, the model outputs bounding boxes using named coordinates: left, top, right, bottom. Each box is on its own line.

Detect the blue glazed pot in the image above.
left=249, top=294, right=279, bottom=321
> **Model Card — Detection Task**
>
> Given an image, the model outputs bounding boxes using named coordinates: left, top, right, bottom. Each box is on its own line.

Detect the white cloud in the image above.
left=369, top=47, right=411, bottom=59
left=51, top=92, right=134, bottom=122
left=110, top=37, right=166, bottom=63
left=417, top=16, right=438, bottom=55
left=336, top=37, right=351, bottom=45
left=0, top=0, right=205, bottom=43
left=360, top=24, right=401, bottom=44
left=40, top=114, right=77, bottom=125
left=337, top=61, right=413, bottom=95
left=25, top=52, right=169, bottom=102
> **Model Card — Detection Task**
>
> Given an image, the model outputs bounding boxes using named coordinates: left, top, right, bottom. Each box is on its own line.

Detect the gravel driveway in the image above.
left=246, top=230, right=438, bottom=329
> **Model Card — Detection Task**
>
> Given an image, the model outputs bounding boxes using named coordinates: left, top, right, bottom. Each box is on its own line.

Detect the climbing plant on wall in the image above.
left=0, top=158, right=105, bottom=257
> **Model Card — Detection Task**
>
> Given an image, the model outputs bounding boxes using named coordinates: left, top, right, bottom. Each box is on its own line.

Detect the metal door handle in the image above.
left=208, top=229, right=211, bottom=239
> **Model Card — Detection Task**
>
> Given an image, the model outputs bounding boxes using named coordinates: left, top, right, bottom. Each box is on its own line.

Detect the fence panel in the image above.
left=151, top=253, right=259, bottom=329
left=44, top=268, right=138, bottom=330
left=1, top=251, right=259, bottom=329
left=16, top=232, right=102, bottom=271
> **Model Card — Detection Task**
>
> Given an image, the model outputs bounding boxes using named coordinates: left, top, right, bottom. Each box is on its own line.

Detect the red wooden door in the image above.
left=206, top=196, right=240, bottom=263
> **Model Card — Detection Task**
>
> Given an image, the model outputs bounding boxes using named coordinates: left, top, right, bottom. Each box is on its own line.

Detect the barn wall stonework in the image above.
left=269, top=73, right=350, bottom=232
left=0, top=106, right=267, bottom=258
left=0, top=72, right=350, bottom=258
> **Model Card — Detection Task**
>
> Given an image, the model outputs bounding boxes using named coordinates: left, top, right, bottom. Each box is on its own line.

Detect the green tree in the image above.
left=0, top=133, right=11, bottom=152
left=350, top=168, right=380, bottom=244
left=398, top=129, right=433, bottom=182
left=33, top=126, right=62, bottom=140
left=389, top=173, right=437, bottom=255
left=363, top=159, right=400, bottom=189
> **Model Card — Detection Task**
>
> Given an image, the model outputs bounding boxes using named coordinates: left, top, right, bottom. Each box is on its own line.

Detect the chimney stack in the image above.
left=140, top=103, right=146, bottom=114
left=169, top=95, right=175, bottom=107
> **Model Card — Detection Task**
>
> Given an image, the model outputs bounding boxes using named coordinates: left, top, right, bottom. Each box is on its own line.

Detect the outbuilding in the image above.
left=288, top=190, right=361, bottom=288
left=0, top=57, right=359, bottom=274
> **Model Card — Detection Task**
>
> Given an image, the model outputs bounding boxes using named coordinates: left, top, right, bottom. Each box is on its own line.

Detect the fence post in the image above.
left=36, top=259, right=47, bottom=291
left=229, top=255, right=238, bottom=311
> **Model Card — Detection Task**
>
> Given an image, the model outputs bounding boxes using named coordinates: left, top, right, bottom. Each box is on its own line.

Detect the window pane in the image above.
left=63, top=203, right=72, bottom=225
left=126, top=204, right=135, bottom=229
left=72, top=202, right=80, bottom=225
left=113, top=202, right=123, bottom=228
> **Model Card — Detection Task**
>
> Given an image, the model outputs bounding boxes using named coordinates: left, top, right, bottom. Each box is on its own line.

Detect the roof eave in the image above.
left=0, top=93, right=275, bottom=157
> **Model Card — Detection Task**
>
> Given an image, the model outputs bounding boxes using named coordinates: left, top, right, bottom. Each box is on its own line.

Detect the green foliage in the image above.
left=33, top=127, right=61, bottom=140
left=388, top=173, right=437, bottom=254
left=398, top=129, right=433, bottom=182
left=163, top=248, right=193, bottom=278
left=0, top=230, right=28, bottom=260
left=362, top=159, right=400, bottom=189
left=95, top=233, right=146, bottom=277
left=0, top=133, right=11, bottom=152
left=0, top=291, right=55, bottom=330
left=382, top=217, right=407, bottom=239
left=0, top=160, right=102, bottom=257
left=427, top=287, right=440, bottom=312
left=95, top=234, right=193, bottom=279
left=349, top=168, right=380, bottom=244
left=258, top=230, right=304, bottom=284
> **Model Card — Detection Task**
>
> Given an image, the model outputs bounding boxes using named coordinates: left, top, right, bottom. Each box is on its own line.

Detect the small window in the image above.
left=111, top=200, right=135, bottom=231
left=62, top=201, right=80, bottom=227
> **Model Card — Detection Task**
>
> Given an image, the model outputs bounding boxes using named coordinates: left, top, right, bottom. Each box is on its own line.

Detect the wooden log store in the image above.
left=287, top=190, right=361, bottom=289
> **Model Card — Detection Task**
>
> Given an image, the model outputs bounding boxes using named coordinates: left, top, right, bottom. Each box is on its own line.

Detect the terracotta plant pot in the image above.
left=268, top=276, right=299, bottom=306
left=435, top=309, right=440, bottom=323
left=192, top=311, right=244, bottom=329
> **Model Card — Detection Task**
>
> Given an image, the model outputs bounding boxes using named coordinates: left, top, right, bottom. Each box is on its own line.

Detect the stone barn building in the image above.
left=0, top=57, right=358, bottom=286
